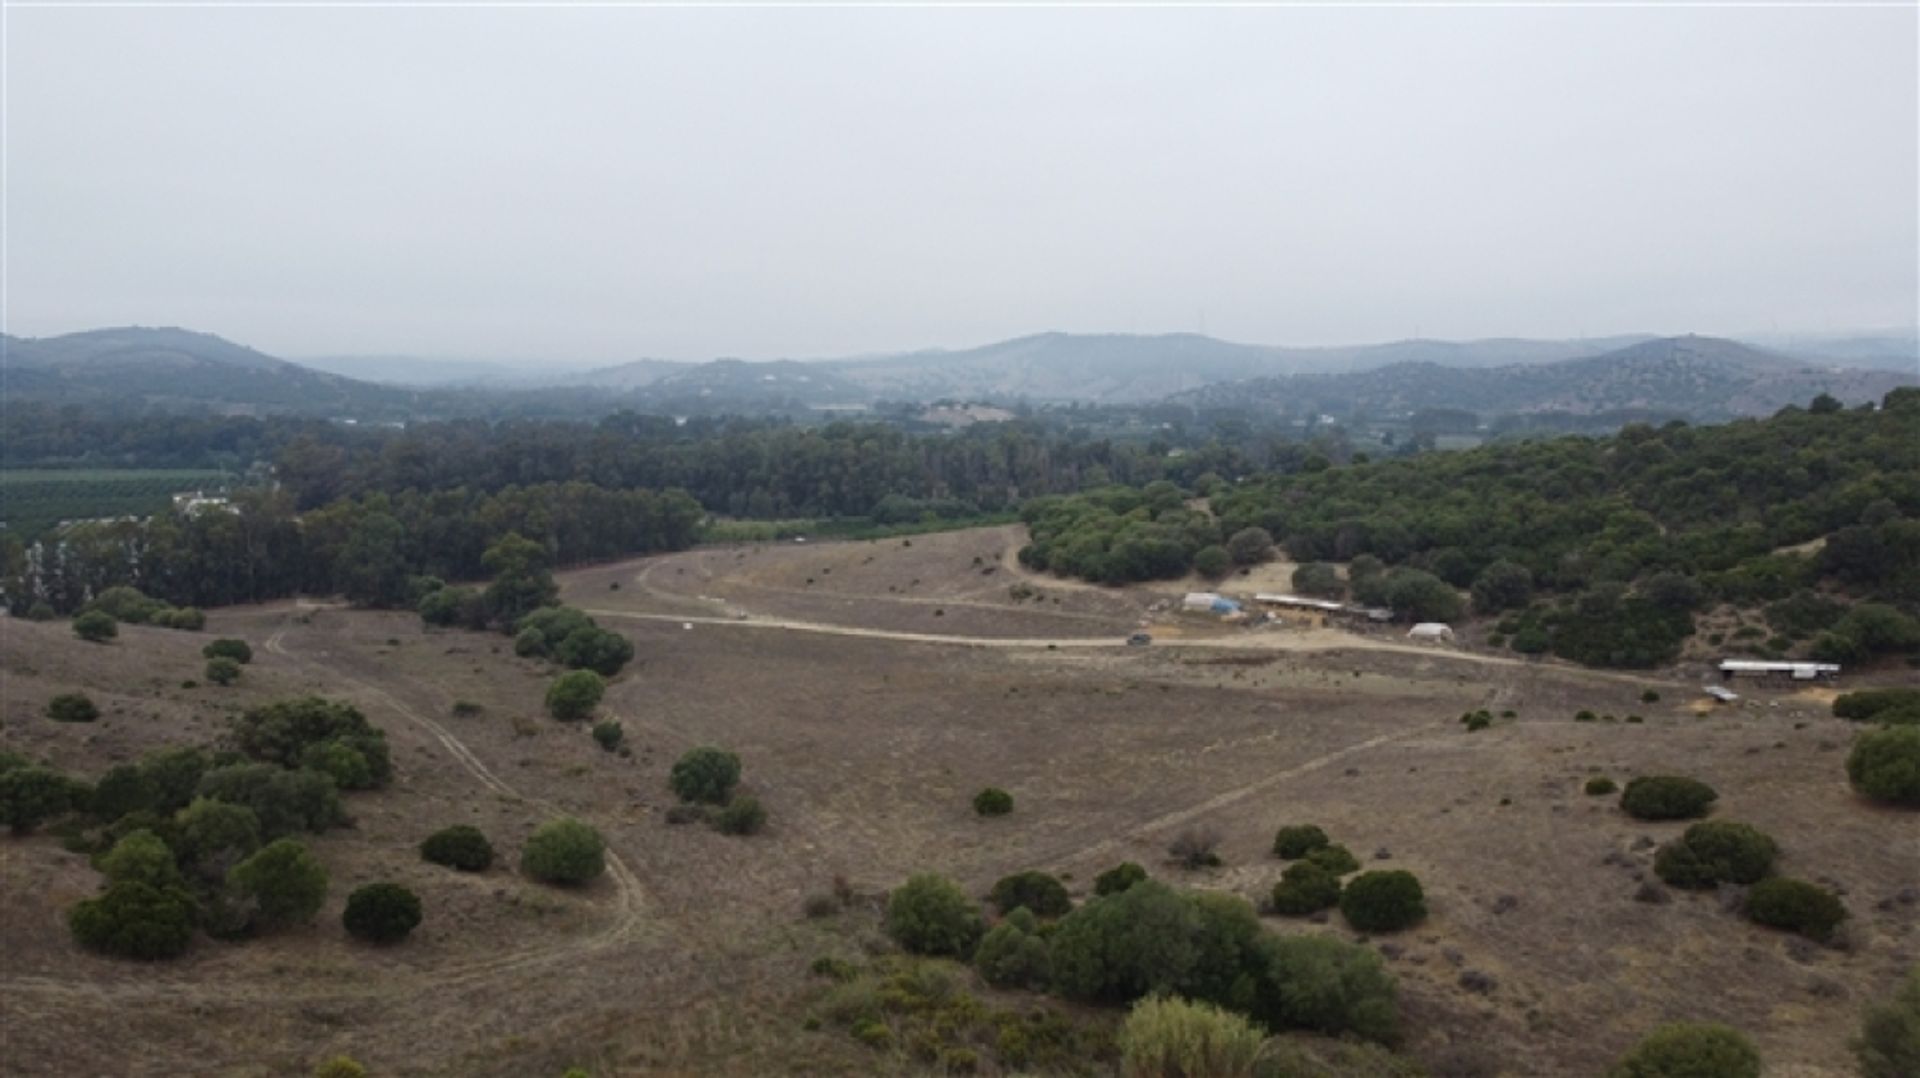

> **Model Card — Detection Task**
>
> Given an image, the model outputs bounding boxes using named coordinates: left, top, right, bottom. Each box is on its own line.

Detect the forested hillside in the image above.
left=1022, top=390, right=1920, bottom=668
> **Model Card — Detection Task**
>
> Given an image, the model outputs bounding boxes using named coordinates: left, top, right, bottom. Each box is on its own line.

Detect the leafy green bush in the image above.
left=1117, top=995, right=1264, bottom=1078
left=0, top=766, right=83, bottom=833
left=1339, top=871, right=1426, bottom=933
left=1305, top=843, right=1360, bottom=876
left=1227, top=527, right=1275, bottom=566
left=90, top=764, right=159, bottom=822
left=87, top=586, right=165, bottom=624
left=343, top=882, right=423, bottom=944
left=544, top=669, right=606, bottom=722
left=1746, top=877, right=1847, bottom=941
left=230, top=697, right=391, bottom=789
left=1620, top=776, right=1718, bottom=821
left=312, top=1058, right=368, bottom=1078
left=974, top=908, right=1051, bottom=989
left=1852, top=965, right=1920, bottom=1078
left=68, top=880, right=197, bottom=960
left=72, top=610, right=118, bottom=643
left=884, top=873, right=984, bottom=958
left=228, top=838, right=329, bottom=929
left=1272, top=824, right=1330, bottom=859
left=1652, top=821, right=1778, bottom=889
left=1048, top=881, right=1264, bottom=1008
left=1608, top=1022, right=1760, bottom=1078
left=1095, top=862, right=1149, bottom=896
left=421, top=824, right=494, bottom=871
left=1849, top=725, right=1920, bottom=806
left=202, top=638, right=253, bottom=664
left=1586, top=776, right=1618, bottom=796
left=98, top=829, right=185, bottom=890
left=1193, top=545, right=1232, bottom=579
left=153, top=607, right=205, bottom=630
left=196, top=764, right=342, bottom=840
left=1258, top=932, right=1401, bottom=1044
left=1271, top=861, right=1342, bottom=916
left=716, top=796, right=767, bottom=836
left=139, top=746, right=211, bottom=815
left=591, top=720, right=624, bottom=752
left=521, top=817, right=606, bottom=885
left=204, top=657, right=242, bottom=686
left=1835, top=688, right=1920, bottom=723
left=173, top=798, right=262, bottom=882
left=45, top=693, right=100, bottom=723
left=973, top=787, right=1014, bottom=816
left=1461, top=709, right=1492, bottom=731
left=989, top=870, right=1072, bottom=918
left=418, top=585, right=487, bottom=629
left=670, top=746, right=742, bottom=804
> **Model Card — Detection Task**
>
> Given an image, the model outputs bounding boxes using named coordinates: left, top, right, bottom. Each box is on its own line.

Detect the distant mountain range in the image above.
left=1171, top=335, right=1917, bottom=420
left=3, top=325, right=1913, bottom=421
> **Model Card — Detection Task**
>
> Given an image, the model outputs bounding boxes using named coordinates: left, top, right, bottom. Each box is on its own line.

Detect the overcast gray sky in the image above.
left=6, top=5, right=1916, bottom=364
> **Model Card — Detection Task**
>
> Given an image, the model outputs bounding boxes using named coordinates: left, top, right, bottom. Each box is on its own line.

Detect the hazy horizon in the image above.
left=8, top=6, right=1916, bottom=364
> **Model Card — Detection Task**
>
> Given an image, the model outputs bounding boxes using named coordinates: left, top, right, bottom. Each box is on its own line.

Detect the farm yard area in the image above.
left=3, top=526, right=1916, bottom=1076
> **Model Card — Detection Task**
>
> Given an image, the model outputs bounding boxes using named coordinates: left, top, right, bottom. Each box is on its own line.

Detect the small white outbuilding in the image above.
left=1407, top=622, right=1455, bottom=642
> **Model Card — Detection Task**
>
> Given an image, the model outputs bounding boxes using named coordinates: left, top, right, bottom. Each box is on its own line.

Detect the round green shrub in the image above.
left=1271, top=861, right=1342, bottom=916
left=72, top=611, right=118, bottom=643
left=227, top=838, right=329, bottom=929
left=1848, top=725, right=1920, bottom=807
left=1746, top=877, right=1847, bottom=941
left=520, top=817, right=606, bottom=885
left=1094, top=861, right=1148, bottom=896
left=420, top=824, right=494, bottom=871
left=1608, top=1021, right=1760, bottom=1078
left=202, top=638, right=253, bottom=664
left=98, top=829, right=185, bottom=890
left=1258, top=932, right=1401, bottom=1044
left=1652, top=821, right=1778, bottom=889
left=1272, top=824, right=1330, bottom=859
left=1586, top=776, right=1618, bottom=796
left=173, top=798, right=262, bottom=881
left=45, top=693, right=100, bottom=724
left=669, top=746, right=742, bottom=804
left=1305, top=843, right=1360, bottom=876
left=716, top=796, right=766, bottom=836
left=989, top=870, right=1072, bottom=918
left=884, top=873, right=983, bottom=957
left=342, top=882, right=423, bottom=944
left=313, top=1057, right=368, bottom=1078
left=1851, top=965, right=1920, bottom=1078
left=544, top=669, right=605, bottom=722
left=972, top=787, right=1014, bottom=817
left=974, top=911, right=1051, bottom=989
left=1339, top=870, right=1427, bottom=933
left=204, top=657, right=242, bottom=686
left=68, top=880, right=197, bottom=960
left=1620, top=776, right=1718, bottom=821
left=591, top=720, right=624, bottom=752
left=1117, top=996, right=1264, bottom=1077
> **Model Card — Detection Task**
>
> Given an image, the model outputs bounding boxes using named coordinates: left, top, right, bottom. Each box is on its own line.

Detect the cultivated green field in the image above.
left=0, top=469, right=230, bottom=538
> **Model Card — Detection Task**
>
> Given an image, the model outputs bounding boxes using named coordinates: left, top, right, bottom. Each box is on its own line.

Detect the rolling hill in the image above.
left=1170, top=335, right=1917, bottom=420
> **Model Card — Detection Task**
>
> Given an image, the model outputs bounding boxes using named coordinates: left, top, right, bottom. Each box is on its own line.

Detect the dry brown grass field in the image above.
left=2, top=525, right=1914, bottom=1076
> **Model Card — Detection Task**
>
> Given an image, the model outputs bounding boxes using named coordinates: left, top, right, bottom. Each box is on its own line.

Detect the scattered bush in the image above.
left=72, top=610, right=118, bottom=643
left=312, top=1058, right=368, bottom=1078
left=204, top=657, right=242, bottom=686
left=202, top=638, right=253, bottom=664
left=1575, top=709, right=1598, bottom=723
left=521, top=817, right=606, bottom=885
left=1169, top=827, right=1223, bottom=870
left=45, top=693, right=100, bottom=724
left=68, top=880, right=197, bottom=960
left=197, top=764, right=342, bottom=840
left=1653, top=821, right=1778, bottom=889
left=1227, top=526, right=1276, bottom=567
left=1271, top=861, right=1342, bottom=916
left=1048, top=881, right=1265, bottom=1010
left=1642, top=689, right=1662, bottom=703
left=1340, top=870, right=1427, bottom=933
left=420, top=824, right=494, bottom=871
left=989, top=870, right=1073, bottom=918
left=1620, top=775, right=1718, bottom=821
left=1608, top=1021, right=1761, bottom=1078
left=228, top=838, right=329, bottom=929
left=1272, top=824, right=1330, bottom=860
left=450, top=700, right=483, bottom=717
left=0, top=766, right=83, bottom=833
left=884, top=873, right=984, bottom=957
left=90, top=764, right=159, bottom=822
left=153, top=607, right=205, bottom=631
left=230, top=696, right=391, bottom=790
left=1094, top=862, right=1149, bottom=897
left=1305, top=843, right=1360, bottom=876
left=1851, top=965, right=1920, bottom=1078
left=1260, top=932, right=1401, bottom=1044
left=670, top=746, right=742, bottom=804
left=1835, top=688, right=1920, bottom=724
left=716, top=796, right=767, bottom=836
left=972, top=787, right=1014, bottom=817
left=1586, top=776, right=1618, bottom=796
left=591, top=720, right=624, bottom=752
left=544, top=669, right=606, bottom=723
left=1117, top=995, right=1263, bottom=1078
left=25, top=601, right=55, bottom=621
left=417, top=585, right=487, bottom=629
left=1746, top=877, right=1847, bottom=941
left=1193, top=545, right=1232, bottom=579
left=98, top=829, right=185, bottom=890
left=173, top=798, right=262, bottom=882
left=1461, top=709, right=1492, bottom=732
left=975, top=907, right=1051, bottom=989
left=1848, top=725, right=1920, bottom=806
left=343, top=882, right=423, bottom=944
